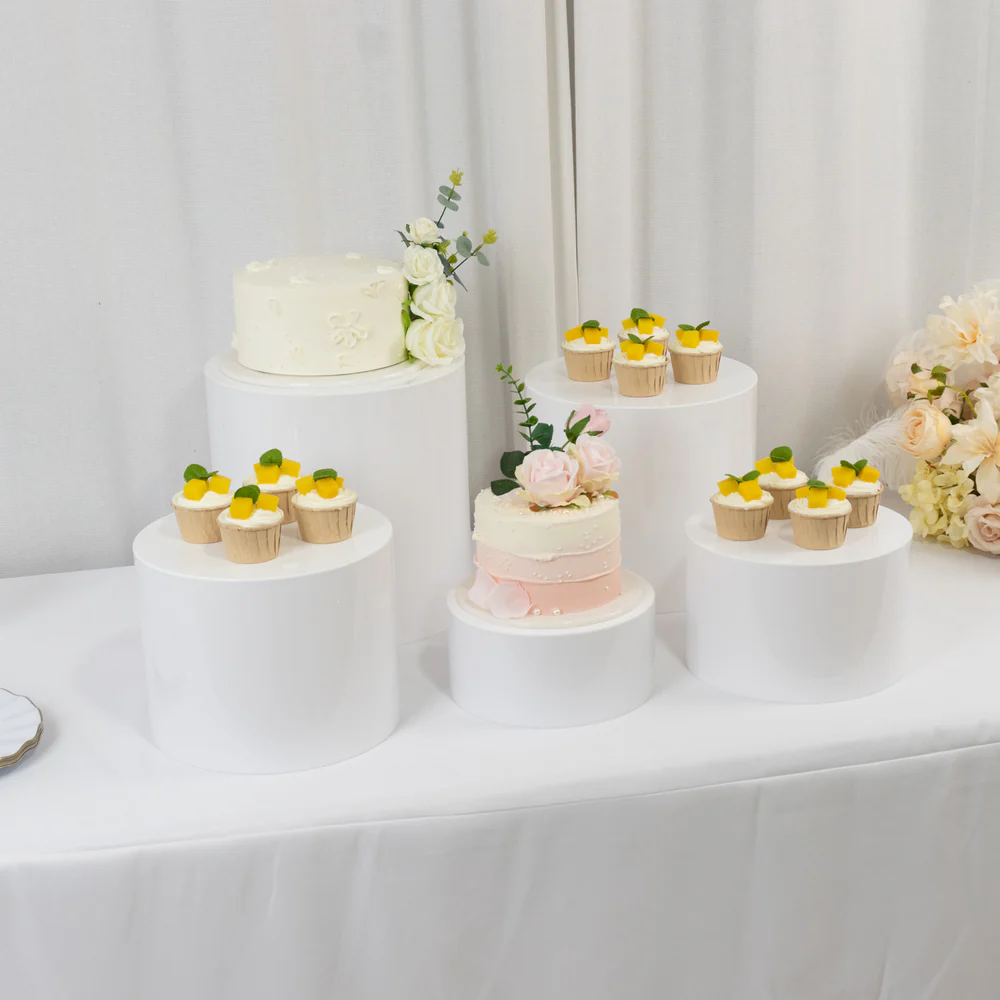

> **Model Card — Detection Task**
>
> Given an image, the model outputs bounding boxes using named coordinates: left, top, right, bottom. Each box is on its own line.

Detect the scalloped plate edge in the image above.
left=0, top=691, right=43, bottom=770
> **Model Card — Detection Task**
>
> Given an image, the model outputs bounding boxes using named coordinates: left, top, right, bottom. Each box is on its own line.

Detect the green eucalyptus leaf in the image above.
left=184, top=463, right=209, bottom=482
left=437, top=193, right=450, bottom=207
left=446, top=201, right=459, bottom=211
left=234, top=485, right=261, bottom=502
left=491, top=478, right=520, bottom=496
left=742, top=469, right=760, bottom=481
left=456, top=234, right=473, bottom=257
left=259, top=448, right=283, bottom=466
left=500, top=451, right=525, bottom=478
left=313, top=468, right=338, bottom=480
left=476, top=251, right=488, bottom=265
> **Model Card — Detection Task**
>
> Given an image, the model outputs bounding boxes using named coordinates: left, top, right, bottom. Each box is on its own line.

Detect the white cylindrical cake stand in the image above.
left=447, top=571, right=655, bottom=728
left=205, top=352, right=471, bottom=645
left=133, top=506, right=398, bottom=773
left=524, top=357, right=757, bottom=613
left=685, top=507, right=913, bottom=703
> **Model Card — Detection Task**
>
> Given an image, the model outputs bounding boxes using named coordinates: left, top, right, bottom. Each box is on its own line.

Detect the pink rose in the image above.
left=515, top=449, right=582, bottom=507
left=899, top=401, right=952, bottom=460
left=566, top=438, right=621, bottom=494
left=965, top=503, right=1000, bottom=554
left=568, top=404, right=610, bottom=436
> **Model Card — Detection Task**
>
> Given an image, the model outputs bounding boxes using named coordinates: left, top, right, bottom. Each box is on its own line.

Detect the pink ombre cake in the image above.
left=471, top=488, right=622, bottom=616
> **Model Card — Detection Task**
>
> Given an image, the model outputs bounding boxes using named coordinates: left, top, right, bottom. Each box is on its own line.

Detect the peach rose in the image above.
left=886, top=350, right=959, bottom=413
left=899, top=401, right=952, bottom=460
left=515, top=449, right=582, bottom=507
left=965, top=503, right=1000, bottom=554
left=566, top=438, right=620, bottom=494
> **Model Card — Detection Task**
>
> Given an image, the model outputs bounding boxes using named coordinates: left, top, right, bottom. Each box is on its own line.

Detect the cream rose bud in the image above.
left=899, top=401, right=952, bottom=460
left=514, top=449, right=583, bottom=507
left=402, top=245, right=445, bottom=286
left=566, top=438, right=620, bottom=494
left=409, top=217, right=440, bottom=245
left=411, top=278, right=457, bottom=320
left=405, top=316, right=465, bottom=366
left=965, top=503, right=1000, bottom=554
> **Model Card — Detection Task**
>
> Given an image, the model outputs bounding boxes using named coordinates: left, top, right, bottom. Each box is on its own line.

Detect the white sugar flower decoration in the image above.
left=923, top=284, right=1000, bottom=368
left=327, top=311, right=370, bottom=350
left=942, top=400, right=1000, bottom=502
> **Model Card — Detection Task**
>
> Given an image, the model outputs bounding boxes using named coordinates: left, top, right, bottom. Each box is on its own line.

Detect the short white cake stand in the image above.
left=524, top=357, right=757, bottom=614
left=685, top=506, right=913, bottom=704
left=204, top=352, right=471, bottom=645
left=447, top=571, right=655, bottom=728
left=133, top=506, right=398, bottom=773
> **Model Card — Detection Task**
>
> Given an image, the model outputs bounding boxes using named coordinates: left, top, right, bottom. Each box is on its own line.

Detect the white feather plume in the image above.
left=812, top=406, right=915, bottom=489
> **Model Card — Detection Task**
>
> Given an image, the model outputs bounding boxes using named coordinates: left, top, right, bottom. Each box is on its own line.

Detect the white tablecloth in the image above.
left=2, top=543, right=999, bottom=999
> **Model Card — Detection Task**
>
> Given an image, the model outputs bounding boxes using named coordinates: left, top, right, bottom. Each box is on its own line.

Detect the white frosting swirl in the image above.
left=292, top=487, right=358, bottom=511
left=564, top=337, right=613, bottom=353
left=758, top=469, right=808, bottom=489
left=218, top=506, right=284, bottom=527
left=788, top=497, right=852, bottom=517
left=670, top=336, right=723, bottom=355
left=617, top=327, right=667, bottom=343
left=615, top=352, right=667, bottom=367
left=244, top=474, right=296, bottom=491
left=172, top=489, right=232, bottom=511
left=844, top=479, right=884, bottom=497
left=712, top=490, right=773, bottom=510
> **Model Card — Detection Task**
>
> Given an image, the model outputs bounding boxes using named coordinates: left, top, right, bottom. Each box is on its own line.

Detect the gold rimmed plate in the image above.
left=0, top=689, right=43, bottom=770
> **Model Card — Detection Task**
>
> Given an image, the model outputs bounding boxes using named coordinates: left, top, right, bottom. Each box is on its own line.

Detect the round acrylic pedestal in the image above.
left=447, top=571, right=655, bottom=728
left=133, top=507, right=398, bottom=773
left=205, top=352, right=471, bottom=645
left=685, top=507, right=913, bottom=704
left=524, top=357, right=757, bottom=613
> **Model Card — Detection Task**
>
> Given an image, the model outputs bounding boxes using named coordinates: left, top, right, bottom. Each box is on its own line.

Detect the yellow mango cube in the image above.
left=316, top=477, right=341, bottom=499
left=621, top=318, right=636, bottom=330
left=183, top=478, right=208, bottom=501
left=229, top=497, right=254, bottom=520
left=755, top=458, right=774, bottom=475
left=647, top=341, right=665, bottom=356
left=296, top=475, right=315, bottom=495
left=255, top=463, right=280, bottom=485
left=650, top=313, right=666, bottom=327
left=207, top=474, right=230, bottom=495
left=718, top=478, right=739, bottom=496
left=859, top=465, right=881, bottom=483
left=807, top=487, right=828, bottom=508
left=637, top=317, right=653, bottom=336
left=795, top=486, right=810, bottom=499
left=622, top=341, right=645, bottom=361
left=831, top=467, right=856, bottom=488
left=738, top=480, right=763, bottom=502
left=773, top=461, right=797, bottom=479
left=335, top=477, right=344, bottom=488
left=256, top=492, right=280, bottom=512
left=280, top=459, right=301, bottom=478
left=828, top=485, right=846, bottom=501
left=680, top=330, right=701, bottom=349
left=583, top=328, right=604, bottom=345
left=700, top=329, right=720, bottom=342
left=564, top=326, right=583, bottom=342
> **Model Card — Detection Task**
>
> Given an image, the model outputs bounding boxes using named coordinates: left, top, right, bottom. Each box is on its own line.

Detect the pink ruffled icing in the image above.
left=475, top=539, right=621, bottom=585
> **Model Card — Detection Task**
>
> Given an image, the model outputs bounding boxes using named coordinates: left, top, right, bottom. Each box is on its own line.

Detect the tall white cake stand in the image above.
left=447, top=571, right=656, bottom=728
left=524, top=357, right=757, bottom=612
left=133, top=507, right=398, bottom=773
left=205, top=352, right=470, bottom=644
left=685, top=506, right=913, bottom=703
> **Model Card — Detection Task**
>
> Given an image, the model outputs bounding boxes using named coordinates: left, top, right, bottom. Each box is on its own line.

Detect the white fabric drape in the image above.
left=0, top=0, right=575, bottom=577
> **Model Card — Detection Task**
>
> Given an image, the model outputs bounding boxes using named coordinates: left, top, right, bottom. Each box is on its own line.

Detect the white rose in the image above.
left=408, top=217, right=440, bottom=245
left=406, top=316, right=465, bottom=366
left=402, top=245, right=444, bottom=286
left=411, top=278, right=457, bottom=320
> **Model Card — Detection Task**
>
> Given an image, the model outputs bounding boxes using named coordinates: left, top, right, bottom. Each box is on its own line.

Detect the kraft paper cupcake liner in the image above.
left=293, top=499, right=357, bottom=544
left=219, top=521, right=282, bottom=563
left=563, top=347, right=614, bottom=382
left=790, top=510, right=849, bottom=550
left=668, top=349, right=721, bottom=385
left=766, top=484, right=801, bottom=520
left=613, top=360, right=667, bottom=397
left=259, top=486, right=295, bottom=523
left=847, top=489, right=882, bottom=529
left=711, top=495, right=773, bottom=541
left=172, top=501, right=227, bottom=544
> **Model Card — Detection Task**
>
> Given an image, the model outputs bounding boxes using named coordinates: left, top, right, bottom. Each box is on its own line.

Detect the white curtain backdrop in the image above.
left=2, top=0, right=999, bottom=576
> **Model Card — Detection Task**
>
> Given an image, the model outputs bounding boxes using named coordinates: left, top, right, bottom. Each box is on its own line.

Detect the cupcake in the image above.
left=831, top=459, right=884, bottom=528
left=218, top=486, right=284, bottom=563
left=171, top=464, right=232, bottom=543
left=291, top=468, right=358, bottom=543
left=244, top=448, right=301, bottom=523
left=563, top=320, right=614, bottom=381
left=711, top=470, right=773, bottom=540
left=669, top=321, right=723, bottom=384
left=613, top=335, right=668, bottom=397
left=788, top=480, right=851, bottom=550
left=753, top=446, right=809, bottom=519
left=618, top=307, right=667, bottom=347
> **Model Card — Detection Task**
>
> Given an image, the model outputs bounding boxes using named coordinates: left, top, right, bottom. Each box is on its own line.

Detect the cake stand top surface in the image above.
left=206, top=351, right=463, bottom=396
left=133, top=505, right=391, bottom=581
left=686, top=506, right=912, bottom=567
left=524, top=356, right=757, bottom=410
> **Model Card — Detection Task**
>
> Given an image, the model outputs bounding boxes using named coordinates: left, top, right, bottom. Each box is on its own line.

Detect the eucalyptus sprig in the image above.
left=906, top=362, right=976, bottom=423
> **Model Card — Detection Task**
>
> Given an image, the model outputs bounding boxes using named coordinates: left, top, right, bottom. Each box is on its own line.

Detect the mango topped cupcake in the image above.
left=669, top=320, right=723, bottom=384
left=172, top=463, right=233, bottom=543
left=291, top=468, right=358, bottom=543
left=218, top=485, right=284, bottom=563
left=618, top=307, right=667, bottom=345
left=613, top=313, right=668, bottom=397
left=563, top=319, right=614, bottom=381
left=831, top=459, right=883, bottom=528
left=244, top=448, right=300, bottom=523
left=788, top=480, right=850, bottom=550
left=753, top=445, right=808, bottom=519
left=711, top=469, right=773, bottom=540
